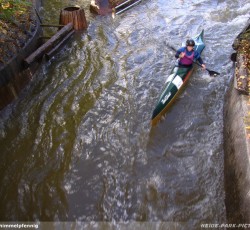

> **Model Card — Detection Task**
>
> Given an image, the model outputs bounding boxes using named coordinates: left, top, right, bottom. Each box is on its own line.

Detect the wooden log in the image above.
left=24, top=23, right=73, bottom=66
left=45, top=30, right=75, bottom=59
left=59, top=6, right=87, bottom=30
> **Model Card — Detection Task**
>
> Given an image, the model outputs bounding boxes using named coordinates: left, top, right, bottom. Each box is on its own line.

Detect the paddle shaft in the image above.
left=186, top=56, right=220, bottom=76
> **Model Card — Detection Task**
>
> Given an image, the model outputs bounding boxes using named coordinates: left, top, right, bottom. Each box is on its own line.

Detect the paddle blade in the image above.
left=208, top=69, right=220, bottom=77
left=231, top=52, right=237, bottom=62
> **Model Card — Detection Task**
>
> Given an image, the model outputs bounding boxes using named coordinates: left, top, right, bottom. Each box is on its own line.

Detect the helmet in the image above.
left=186, top=39, right=195, bottom=47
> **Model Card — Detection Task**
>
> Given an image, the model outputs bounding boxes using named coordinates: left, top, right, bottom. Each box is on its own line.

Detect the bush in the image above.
left=0, top=0, right=31, bottom=22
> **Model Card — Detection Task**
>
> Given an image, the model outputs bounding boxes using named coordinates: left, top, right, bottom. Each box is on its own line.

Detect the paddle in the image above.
left=166, top=43, right=220, bottom=77
left=231, top=52, right=237, bottom=62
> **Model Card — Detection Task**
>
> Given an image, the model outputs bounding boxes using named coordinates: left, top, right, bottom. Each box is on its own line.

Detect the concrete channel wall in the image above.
left=224, top=20, right=250, bottom=223
left=224, top=81, right=250, bottom=223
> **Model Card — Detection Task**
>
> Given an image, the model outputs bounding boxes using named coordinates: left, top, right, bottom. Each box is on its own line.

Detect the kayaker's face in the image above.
left=187, top=45, right=194, bottom=52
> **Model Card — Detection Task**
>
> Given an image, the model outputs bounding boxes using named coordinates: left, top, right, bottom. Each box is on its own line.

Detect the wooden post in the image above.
left=59, top=6, right=87, bottom=30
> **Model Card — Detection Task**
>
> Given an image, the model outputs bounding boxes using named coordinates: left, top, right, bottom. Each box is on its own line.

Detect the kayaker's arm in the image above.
left=175, top=51, right=180, bottom=59
left=197, top=57, right=204, bottom=64
left=175, top=47, right=184, bottom=59
left=197, top=57, right=206, bottom=70
left=195, top=52, right=206, bottom=70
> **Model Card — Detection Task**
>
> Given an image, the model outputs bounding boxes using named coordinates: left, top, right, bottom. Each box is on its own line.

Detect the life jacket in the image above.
left=180, top=49, right=195, bottom=65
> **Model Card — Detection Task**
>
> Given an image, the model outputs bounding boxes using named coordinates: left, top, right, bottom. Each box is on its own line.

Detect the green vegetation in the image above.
left=0, top=0, right=34, bottom=64
left=0, top=0, right=31, bottom=22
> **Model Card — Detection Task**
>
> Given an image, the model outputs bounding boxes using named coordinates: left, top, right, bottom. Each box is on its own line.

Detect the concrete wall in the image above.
left=224, top=79, right=250, bottom=223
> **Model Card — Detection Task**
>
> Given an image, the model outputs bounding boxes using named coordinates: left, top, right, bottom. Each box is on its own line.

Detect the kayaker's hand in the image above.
left=201, top=64, right=206, bottom=70
left=179, top=52, right=185, bottom=58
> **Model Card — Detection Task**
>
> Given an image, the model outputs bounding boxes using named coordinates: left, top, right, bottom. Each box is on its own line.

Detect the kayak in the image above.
left=151, top=30, right=205, bottom=126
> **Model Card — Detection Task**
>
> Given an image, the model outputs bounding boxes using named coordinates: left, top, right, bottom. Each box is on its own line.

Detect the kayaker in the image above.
left=175, top=39, right=206, bottom=70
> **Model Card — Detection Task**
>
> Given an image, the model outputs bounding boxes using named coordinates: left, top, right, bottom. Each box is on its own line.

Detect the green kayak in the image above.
left=151, top=30, right=205, bottom=126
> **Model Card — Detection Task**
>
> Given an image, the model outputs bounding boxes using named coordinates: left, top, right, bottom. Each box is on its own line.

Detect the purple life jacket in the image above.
left=180, top=49, right=194, bottom=65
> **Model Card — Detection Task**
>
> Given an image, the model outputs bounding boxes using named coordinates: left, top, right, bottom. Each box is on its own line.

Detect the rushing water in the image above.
left=0, top=0, right=250, bottom=229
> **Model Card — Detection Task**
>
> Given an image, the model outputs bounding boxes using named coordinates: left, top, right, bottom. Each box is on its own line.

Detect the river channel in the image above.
left=0, top=0, right=250, bottom=229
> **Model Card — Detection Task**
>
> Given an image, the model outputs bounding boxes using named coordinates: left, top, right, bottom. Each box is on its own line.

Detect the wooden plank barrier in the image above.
left=45, top=30, right=75, bottom=59
left=115, top=0, right=142, bottom=15
left=24, top=23, right=73, bottom=66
